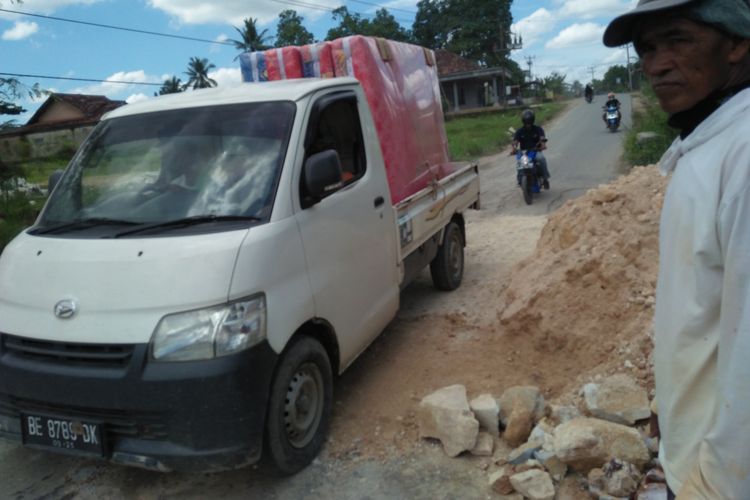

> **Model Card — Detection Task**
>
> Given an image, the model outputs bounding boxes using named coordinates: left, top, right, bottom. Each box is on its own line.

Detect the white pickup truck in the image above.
left=0, top=77, right=479, bottom=473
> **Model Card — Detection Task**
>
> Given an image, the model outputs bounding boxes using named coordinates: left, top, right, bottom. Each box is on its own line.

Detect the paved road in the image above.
left=0, top=97, right=632, bottom=500
left=480, top=94, right=633, bottom=216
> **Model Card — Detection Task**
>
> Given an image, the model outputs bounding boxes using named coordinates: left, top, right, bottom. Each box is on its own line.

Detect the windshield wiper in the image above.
left=112, top=215, right=262, bottom=238
left=33, top=218, right=139, bottom=235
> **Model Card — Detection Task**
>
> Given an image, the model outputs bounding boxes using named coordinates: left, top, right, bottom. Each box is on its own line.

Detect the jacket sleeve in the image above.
left=677, top=182, right=750, bottom=498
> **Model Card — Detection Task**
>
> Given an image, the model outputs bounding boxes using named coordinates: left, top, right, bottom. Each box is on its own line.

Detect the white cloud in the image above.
left=545, top=23, right=604, bottom=49
left=602, top=48, right=627, bottom=64
left=554, top=0, right=634, bottom=19
left=0, top=0, right=102, bottom=19
left=511, top=9, right=555, bottom=48
left=146, top=0, right=338, bottom=26
left=209, top=67, right=241, bottom=88
left=126, top=93, right=150, bottom=104
left=69, top=69, right=161, bottom=99
left=2, top=21, right=39, bottom=40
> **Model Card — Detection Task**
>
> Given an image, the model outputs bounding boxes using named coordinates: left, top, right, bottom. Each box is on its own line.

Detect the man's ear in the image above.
left=728, top=37, right=750, bottom=64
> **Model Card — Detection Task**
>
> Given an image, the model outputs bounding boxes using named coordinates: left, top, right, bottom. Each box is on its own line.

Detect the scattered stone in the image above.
left=417, top=385, right=479, bottom=457
left=508, top=441, right=541, bottom=465
left=535, top=449, right=568, bottom=481
left=471, top=431, right=494, bottom=457
left=583, top=374, right=650, bottom=425
left=489, top=467, right=516, bottom=495
left=637, top=483, right=669, bottom=500
left=550, top=404, right=582, bottom=425
left=636, top=132, right=660, bottom=144
left=554, top=417, right=651, bottom=471
left=588, top=461, right=642, bottom=497
left=555, top=475, right=589, bottom=500
left=644, top=436, right=659, bottom=455
left=528, top=420, right=556, bottom=451
left=514, top=459, right=543, bottom=474
left=495, top=495, right=523, bottom=500
left=470, top=393, right=500, bottom=436
left=509, top=469, right=556, bottom=500
left=498, top=386, right=546, bottom=447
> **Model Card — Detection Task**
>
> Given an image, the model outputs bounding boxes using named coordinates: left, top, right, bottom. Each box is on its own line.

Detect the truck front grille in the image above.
left=0, top=334, right=134, bottom=368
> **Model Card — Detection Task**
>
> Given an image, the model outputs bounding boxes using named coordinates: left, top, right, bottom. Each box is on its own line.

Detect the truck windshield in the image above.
left=35, top=101, right=295, bottom=236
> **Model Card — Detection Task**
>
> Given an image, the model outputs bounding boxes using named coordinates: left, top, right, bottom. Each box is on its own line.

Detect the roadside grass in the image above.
left=0, top=192, right=44, bottom=252
left=446, top=102, right=565, bottom=161
left=624, top=86, right=678, bottom=166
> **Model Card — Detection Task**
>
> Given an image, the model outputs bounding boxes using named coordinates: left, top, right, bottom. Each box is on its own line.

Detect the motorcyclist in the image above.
left=511, top=109, right=550, bottom=188
left=585, top=84, right=593, bottom=101
left=602, top=91, right=622, bottom=126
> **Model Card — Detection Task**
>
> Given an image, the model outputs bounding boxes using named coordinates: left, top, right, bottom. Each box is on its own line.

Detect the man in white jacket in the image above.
left=604, top=0, right=750, bottom=498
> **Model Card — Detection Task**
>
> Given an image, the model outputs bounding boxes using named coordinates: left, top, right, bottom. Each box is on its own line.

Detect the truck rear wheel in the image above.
left=430, top=221, right=464, bottom=291
left=265, top=336, right=332, bottom=475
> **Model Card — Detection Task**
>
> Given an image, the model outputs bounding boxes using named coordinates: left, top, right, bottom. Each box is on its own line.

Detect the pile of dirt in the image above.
left=325, top=165, right=669, bottom=463
left=498, top=165, right=669, bottom=400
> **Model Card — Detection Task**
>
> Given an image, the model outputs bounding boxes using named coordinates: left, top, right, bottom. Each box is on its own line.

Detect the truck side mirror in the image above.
left=303, top=150, right=343, bottom=207
left=48, top=170, right=64, bottom=194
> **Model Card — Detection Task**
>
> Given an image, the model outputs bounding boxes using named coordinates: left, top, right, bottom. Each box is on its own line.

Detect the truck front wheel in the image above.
left=265, top=336, right=333, bottom=475
left=430, top=221, right=464, bottom=291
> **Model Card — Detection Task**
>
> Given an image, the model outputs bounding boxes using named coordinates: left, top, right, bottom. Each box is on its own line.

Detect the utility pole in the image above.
left=626, top=44, right=634, bottom=91
left=496, top=27, right=523, bottom=107
left=525, top=55, right=536, bottom=83
left=588, top=66, right=596, bottom=84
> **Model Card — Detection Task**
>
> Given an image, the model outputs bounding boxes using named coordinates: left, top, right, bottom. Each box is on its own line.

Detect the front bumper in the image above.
left=0, top=333, right=278, bottom=472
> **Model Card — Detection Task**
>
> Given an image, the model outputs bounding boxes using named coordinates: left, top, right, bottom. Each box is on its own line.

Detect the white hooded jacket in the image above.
left=656, top=87, right=750, bottom=498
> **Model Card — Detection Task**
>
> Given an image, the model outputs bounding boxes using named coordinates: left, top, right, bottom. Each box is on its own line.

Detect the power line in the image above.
left=347, top=0, right=417, bottom=15
left=268, top=0, right=414, bottom=23
left=0, top=72, right=163, bottom=86
left=0, top=8, right=235, bottom=45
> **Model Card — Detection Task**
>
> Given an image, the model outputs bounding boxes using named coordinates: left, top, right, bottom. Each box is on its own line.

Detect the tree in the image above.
left=155, top=76, right=183, bottom=96
left=570, top=80, right=584, bottom=97
left=230, top=17, right=271, bottom=58
left=412, top=0, right=448, bottom=49
left=542, top=72, right=566, bottom=96
left=367, top=9, right=411, bottom=42
left=325, top=7, right=364, bottom=40
left=413, top=0, right=513, bottom=67
left=600, top=65, right=630, bottom=93
left=183, top=57, right=217, bottom=90
left=1, top=77, right=45, bottom=128
left=275, top=10, right=314, bottom=47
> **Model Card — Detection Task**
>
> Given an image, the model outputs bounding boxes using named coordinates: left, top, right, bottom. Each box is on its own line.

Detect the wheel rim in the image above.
left=448, top=229, right=463, bottom=282
left=283, top=362, right=324, bottom=448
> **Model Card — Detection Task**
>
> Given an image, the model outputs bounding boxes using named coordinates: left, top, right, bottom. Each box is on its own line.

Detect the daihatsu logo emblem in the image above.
left=54, top=300, right=77, bottom=319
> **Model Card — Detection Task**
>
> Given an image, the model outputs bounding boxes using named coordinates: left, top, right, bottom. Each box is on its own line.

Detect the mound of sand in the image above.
left=498, top=165, right=669, bottom=398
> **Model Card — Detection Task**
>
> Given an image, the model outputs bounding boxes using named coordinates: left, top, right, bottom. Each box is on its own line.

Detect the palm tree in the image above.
left=155, top=76, right=183, bottom=96
left=230, top=17, right=271, bottom=59
left=183, top=57, right=217, bottom=90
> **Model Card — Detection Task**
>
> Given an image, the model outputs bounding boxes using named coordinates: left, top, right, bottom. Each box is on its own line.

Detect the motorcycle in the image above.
left=515, top=148, right=548, bottom=206
left=605, top=104, right=620, bottom=132
left=585, top=93, right=593, bottom=103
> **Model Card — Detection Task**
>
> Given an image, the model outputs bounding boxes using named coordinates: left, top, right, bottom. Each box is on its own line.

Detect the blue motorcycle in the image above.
left=605, top=104, right=621, bottom=132
left=515, top=149, right=548, bottom=205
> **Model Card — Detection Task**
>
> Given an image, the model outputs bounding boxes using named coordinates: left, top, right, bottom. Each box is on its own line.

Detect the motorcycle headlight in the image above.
left=151, top=294, right=266, bottom=362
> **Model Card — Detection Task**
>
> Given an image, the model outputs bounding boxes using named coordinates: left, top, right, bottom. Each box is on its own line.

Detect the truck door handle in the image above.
left=374, top=196, right=385, bottom=208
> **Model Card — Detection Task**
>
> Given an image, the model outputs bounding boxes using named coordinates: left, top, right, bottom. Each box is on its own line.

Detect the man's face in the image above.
left=634, top=17, right=734, bottom=114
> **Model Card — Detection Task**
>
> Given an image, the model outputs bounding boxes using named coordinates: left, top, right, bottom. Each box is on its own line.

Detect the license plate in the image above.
left=21, top=413, right=104, bottom=456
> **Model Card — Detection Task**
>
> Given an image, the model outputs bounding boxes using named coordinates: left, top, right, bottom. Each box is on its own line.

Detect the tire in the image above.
left=265, top=336, right=333, bottom=475
left=521, top=174, right=533, bottom=205
left=430, top=221, right=464, bottom=291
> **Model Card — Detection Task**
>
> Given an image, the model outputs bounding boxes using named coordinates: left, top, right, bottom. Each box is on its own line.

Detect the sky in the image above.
left=1, top=0, right=638, bottom=125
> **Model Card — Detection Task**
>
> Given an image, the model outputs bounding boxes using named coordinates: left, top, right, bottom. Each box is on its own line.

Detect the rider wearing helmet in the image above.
left=585, top=83, right=594, bottom=99
left=512, top=109, right=550, bottom=188
left=602, top=91, right=622, bottom=126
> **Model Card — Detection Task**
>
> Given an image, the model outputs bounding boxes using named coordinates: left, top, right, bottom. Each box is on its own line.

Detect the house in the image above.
left=436, top=50, right=515, bottom=113
left=0, top=93, right=125, bottom=162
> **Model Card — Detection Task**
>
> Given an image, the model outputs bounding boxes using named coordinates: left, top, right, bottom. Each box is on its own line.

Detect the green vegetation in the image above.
left=446, top=102, right=565, bottom=161
left=624, top=85, right=678, bottom=166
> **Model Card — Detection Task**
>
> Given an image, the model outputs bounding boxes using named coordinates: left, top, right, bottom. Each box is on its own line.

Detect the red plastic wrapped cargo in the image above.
left=240, top=36, right=454, bottom=205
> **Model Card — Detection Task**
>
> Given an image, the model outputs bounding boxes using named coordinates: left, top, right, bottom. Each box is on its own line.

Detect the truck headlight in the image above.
left=151, top=295, right=266, bottom=361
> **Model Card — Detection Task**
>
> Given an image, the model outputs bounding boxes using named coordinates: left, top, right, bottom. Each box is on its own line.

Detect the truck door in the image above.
left=294, top=90, right=399, bottom=370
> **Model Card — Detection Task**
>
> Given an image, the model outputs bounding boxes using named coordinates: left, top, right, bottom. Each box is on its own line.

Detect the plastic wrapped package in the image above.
left=300, top=42, right=335, bottom=78
left=240, top=48, right=303, bottom=82
left=239, top=36, right=454, bottom=205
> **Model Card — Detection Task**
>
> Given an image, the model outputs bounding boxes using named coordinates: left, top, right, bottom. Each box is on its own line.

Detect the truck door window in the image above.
left=305, top=98, right=366, bottom=186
